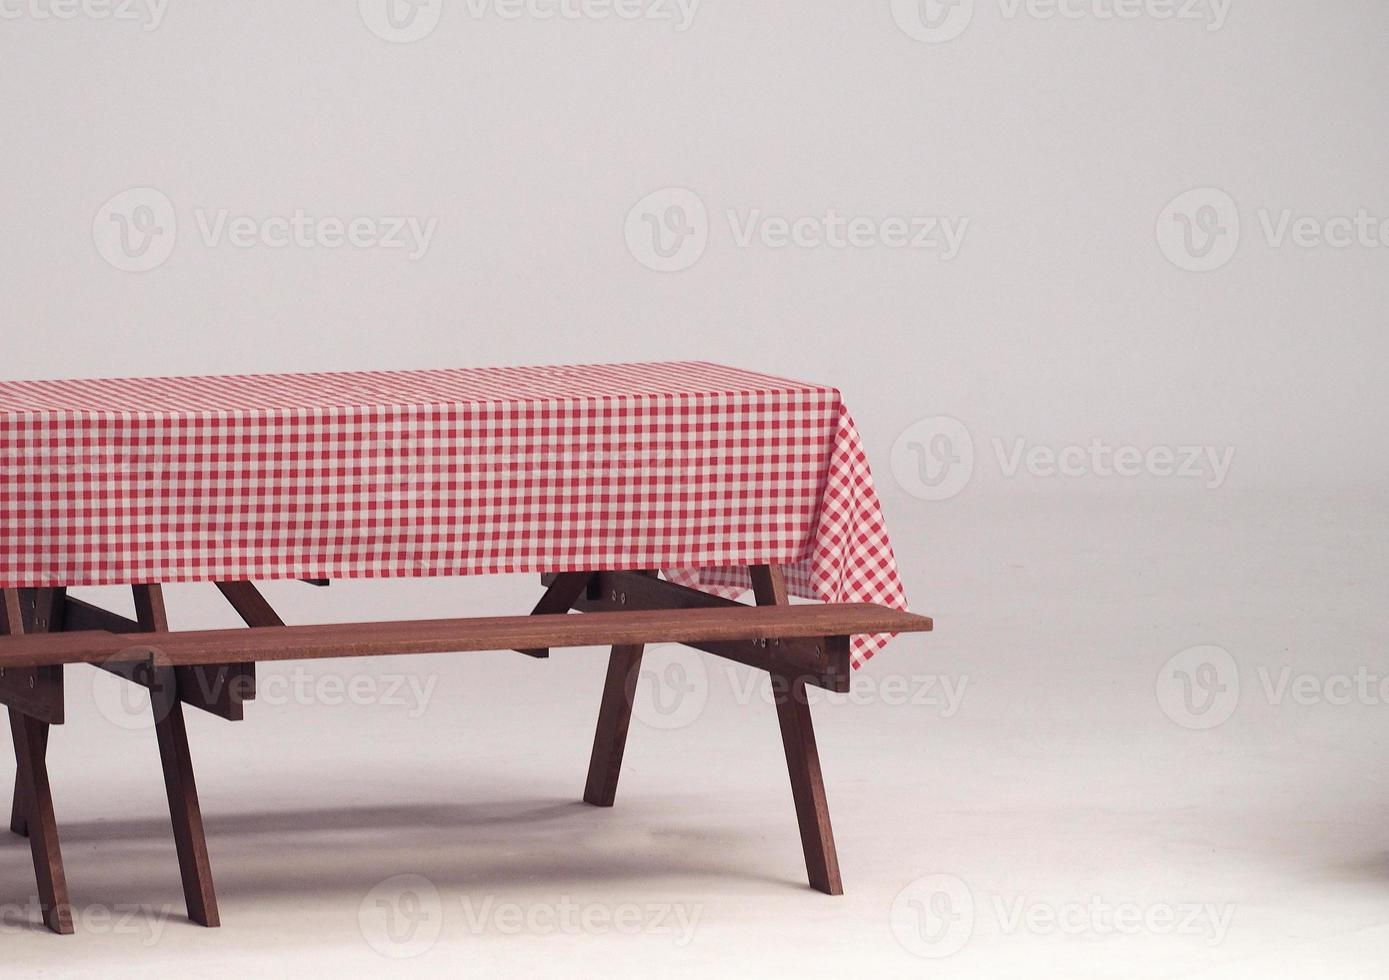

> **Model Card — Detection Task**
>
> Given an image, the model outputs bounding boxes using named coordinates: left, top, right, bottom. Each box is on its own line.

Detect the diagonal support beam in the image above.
left=570, top=571, right=851, bottom=692
left=516, top=571, right=594, bottom=658
left=68, top=593, right=252, bottom=721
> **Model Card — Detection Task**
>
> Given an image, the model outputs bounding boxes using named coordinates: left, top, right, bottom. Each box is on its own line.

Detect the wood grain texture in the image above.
left=0, top=590, right=63, bottom=724
left=772, top=673, right=843, bottom=895
left=7, top=590, right=63, bottom=837
left=582, top=644, right=645, bottom=807
left=3, top=589, right=73, bottom=934
left=133, top=586, right=220, bottom=928
left=572, top=572, right=856, bottom=691
left=517, top=571, right=594, bottom=658
left=0, top=603, right=930, bottom=670
left=752, top=566, right=844, bottom=896
left=749, top=564, right=790, bottom=607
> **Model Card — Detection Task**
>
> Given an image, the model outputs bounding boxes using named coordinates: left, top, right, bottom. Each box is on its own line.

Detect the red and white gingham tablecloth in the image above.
left=0, top=362, right=907, bottom=665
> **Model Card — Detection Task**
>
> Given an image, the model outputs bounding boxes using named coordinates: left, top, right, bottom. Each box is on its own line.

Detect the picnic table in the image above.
left=0, top=361, right=930, bottom=934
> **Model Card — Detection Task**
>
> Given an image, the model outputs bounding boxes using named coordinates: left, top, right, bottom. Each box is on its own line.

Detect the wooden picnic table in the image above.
left=0, top=362, right=930, bottom=934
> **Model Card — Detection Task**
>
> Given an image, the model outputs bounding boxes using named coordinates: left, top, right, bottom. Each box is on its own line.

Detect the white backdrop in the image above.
left=5, top=2, right=1386, bottom=498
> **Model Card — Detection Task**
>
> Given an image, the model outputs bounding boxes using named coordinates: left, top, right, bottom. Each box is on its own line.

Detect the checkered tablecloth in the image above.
left=0, top=362, right=907, bottom=665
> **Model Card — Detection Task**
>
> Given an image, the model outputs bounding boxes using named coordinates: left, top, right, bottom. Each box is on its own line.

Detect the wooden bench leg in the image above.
left=135, top=585, right=220, bottom=927
left=772, top=674, right=843, bottom=895
left=583, top=644, right=645, bottom=807
left=8, top=708, right=73, bottom=934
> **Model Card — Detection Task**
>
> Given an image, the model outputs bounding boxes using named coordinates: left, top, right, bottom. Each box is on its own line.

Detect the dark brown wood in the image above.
left=6, top=590, right=63, bottom=838
left=65, top=593, right=251, bottom=720
left=751, top=566, right=844, bottom=896
left=214, top=581, right=283, bottom=630
left=3, top=589, right=73, bottom=934
left=8, top=720, right=44, bottom=837
left=0, top=589, right=64, bottom=724
left=133, top=585, right=220, bottom=928
left=516, top=571, right=594, bottom=658
left=9, top=710, right=74, bottom=933
left=772, top=672, right=843, bottom=895
left=582, top=644, right=645, bottom=807
left=0, top=600, right=927, bottom=672
left=201, top=581, right=275, bottom=709
left=749, top=564, right=789, bottom=607
left=54, top=595, right=140, bottom=634
left=574, top=572, right=856, bottom=692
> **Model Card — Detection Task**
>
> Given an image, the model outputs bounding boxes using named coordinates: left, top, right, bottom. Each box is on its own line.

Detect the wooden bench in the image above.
left=0, top=568, right=931, bottom=934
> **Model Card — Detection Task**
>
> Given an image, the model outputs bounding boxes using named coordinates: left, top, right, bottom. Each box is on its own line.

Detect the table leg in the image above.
left=9, top=709, right=74, bottom=933
left=752, top=565, right=844, bottom=895
left=582, top=644, right=645, bottom=807
left=134, top=585, right=220, bottom=927
left=3, top=588, right=74, bottom=934
left=9, top=589, right=57, bottom=839
left=771, top=673, right=843, bottom=895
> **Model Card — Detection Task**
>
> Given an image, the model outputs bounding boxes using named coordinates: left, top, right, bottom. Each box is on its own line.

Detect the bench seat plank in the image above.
left=0, top=604, right=932, bottom=670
